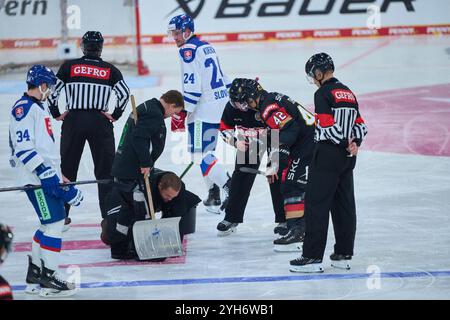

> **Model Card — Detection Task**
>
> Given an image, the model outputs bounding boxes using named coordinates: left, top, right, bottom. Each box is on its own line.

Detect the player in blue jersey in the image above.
left=8, top=65, right=83, bottom=297
left=168, top=14, right=232, bottom=214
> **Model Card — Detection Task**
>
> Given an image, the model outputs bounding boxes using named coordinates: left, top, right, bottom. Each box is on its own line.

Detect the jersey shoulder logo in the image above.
left=181, top=48, right=196, bottom=63
left=70, top=64, right=111, bottom=80
left=12, top=99, right=33, bottom=121
left=15, top=106, right=24, bottom=119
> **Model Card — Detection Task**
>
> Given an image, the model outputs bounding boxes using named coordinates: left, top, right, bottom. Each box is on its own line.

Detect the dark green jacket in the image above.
left=112, top=98, right=167, bottom=179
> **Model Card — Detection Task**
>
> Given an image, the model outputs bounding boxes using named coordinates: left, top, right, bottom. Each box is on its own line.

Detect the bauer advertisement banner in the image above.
left=0, top=0, right=449, bottom=45
left=141, top=0, right=450, bottom=34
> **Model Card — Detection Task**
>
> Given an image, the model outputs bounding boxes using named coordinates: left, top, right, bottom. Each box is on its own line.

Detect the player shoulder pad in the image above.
left=179, top=43, right=197, bottom=63
left=11, top=97, right=41, bottom=121
left=189, top=36, right=209, bottom=48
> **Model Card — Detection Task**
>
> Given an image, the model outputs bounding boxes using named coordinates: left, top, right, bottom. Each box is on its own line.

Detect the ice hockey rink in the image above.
left=0, top=34, right=449, bottom=300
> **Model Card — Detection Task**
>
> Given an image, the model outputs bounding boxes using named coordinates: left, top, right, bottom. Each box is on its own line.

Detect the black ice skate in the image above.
left=330, top=253, right=352, bottom=270
left=289, top=256, right=324, bottom=273
left=273, top=227, right=304, bottom=252
left=39, top=260, right=76, bottom=298
left=111, top=241, right=136, bottom=260
left=273, top=222, right=288, bottom=236
left=217, top=220, right=238, bottom=237
left=25, top=255, right=41, bottom=294
left=203, top=184, right=221, bottom=214
left=219, top=178, right=232, bottom=214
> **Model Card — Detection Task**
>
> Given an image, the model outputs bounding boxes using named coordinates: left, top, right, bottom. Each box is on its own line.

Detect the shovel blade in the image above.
left=133, top=217, right=183, bottom=260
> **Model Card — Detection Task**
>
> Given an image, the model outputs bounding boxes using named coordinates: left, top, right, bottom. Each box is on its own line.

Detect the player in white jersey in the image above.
left=168, top=14, right=231, bottom=214
left=8, top=65, right=83, bottom=297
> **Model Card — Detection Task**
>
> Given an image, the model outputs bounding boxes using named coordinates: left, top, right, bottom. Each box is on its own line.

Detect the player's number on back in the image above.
left=204, top=58, right=224, bottom=89
left=183, top=73, right=195, bottom=84
left=16, top=129, right=30, bottom=142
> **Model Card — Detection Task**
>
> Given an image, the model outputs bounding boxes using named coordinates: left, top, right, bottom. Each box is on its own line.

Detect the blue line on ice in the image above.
left=11, top=270, right=450, bottom=291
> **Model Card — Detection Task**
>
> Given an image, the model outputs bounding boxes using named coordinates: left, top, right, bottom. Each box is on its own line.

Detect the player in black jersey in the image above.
left=48, top=31, right=130, bottom=227
left=0, top=223, right=13, bottom=300
left=229, top=78, right=315, bottom=252
left=216, top=101, right=285, bottom=237
left=290, top=53, right=368, bottom=273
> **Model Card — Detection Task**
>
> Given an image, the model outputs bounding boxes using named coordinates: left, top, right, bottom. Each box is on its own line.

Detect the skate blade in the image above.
left=331, top=261, right=351, bottom=270
left=25, top=284, right=41, bottom=295
left=39, top=288, right=77, bottom=298
left=273, top=242, right=302, bottom=252
left=289, top=264, right=324, bottom=273
left=62, top=225, right=70, bottom=232
left=217, top=228, right=236, bottom=237
left=205, top=206, right=221, bottom=214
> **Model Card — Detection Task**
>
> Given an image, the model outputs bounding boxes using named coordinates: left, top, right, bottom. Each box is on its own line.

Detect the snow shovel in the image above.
left=129, top=94, right=183, bottom=260
left=133, top=174, right=183, bottom=260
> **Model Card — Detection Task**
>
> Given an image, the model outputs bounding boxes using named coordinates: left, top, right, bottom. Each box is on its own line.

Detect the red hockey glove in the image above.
left=171, top=111, right=187, bottom=132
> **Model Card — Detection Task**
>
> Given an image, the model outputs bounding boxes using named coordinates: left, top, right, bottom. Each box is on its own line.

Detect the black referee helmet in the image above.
left=81, top=31, right=104, bottom=57
left=305, top=52, right=335, bottom=79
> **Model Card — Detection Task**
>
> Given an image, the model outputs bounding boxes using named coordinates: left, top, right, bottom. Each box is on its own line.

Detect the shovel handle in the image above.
left=144, top=173, right=156, bottom=220
left=131, top=95, right=138, bottom=125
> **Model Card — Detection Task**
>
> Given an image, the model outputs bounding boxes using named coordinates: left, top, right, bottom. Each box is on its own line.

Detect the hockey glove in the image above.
left=59, top=185, right=83, bottom=207
left=171, top=110, right=187, bottom=132
left=267, top=145, right=290, bottom=175
left=35, top=164, right=60, bottom=198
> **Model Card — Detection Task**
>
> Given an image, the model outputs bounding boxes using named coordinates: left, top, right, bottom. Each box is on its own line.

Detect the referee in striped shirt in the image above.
left=48, top=31, right=130, bottom=224
left=290, top=52, right=368, bottom=273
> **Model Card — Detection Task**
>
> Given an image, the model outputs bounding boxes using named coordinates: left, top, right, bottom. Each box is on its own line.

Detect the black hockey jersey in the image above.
left=0, top=275, right=13, bottom=300
left=48, top=55, right=130, bottom=120
left=258, top=91, right=315, bottom=158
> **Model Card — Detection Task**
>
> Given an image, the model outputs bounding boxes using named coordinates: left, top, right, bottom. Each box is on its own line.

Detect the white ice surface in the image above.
left=0, top=36, right=449, bottom=300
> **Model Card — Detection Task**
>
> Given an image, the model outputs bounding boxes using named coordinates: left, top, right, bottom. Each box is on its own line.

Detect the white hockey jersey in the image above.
left=179, top=36, right=231, bottom=124
left=9, top=94, right=60, bottom=186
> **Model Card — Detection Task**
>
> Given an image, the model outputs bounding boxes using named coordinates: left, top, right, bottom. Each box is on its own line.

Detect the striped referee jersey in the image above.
left=313, top=78, right=367, bottom=146
left=48, top=55, right=130, bottom=120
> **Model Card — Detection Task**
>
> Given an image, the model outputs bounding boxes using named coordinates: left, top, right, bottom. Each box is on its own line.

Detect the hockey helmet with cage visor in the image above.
left=305, top=52, right=335, bottom=84
left=229, top=78, right=264, bottom=111
left=26, top=64, right=57, bottom=97
left=168, top=14, right=195, bottom=43
left=81, top=31, right=104, bottom=56
left=0, top=223, right=13, bottom=264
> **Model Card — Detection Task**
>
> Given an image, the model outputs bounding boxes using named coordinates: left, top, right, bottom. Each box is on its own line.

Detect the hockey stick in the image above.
left=0, top=179, right=112, bottom=193
left=180, top=161, right=194, bottom=179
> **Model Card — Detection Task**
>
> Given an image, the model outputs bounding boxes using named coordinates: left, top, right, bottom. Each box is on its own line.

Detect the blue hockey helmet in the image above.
left=0, top=223, right=13, bottom=264
left=26, top=65, right=57, bottom=90
left=168, top=14, right=195, bottom=34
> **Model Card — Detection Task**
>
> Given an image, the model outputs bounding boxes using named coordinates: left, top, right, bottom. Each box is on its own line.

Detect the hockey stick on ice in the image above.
left=239, top=167, right=266, bottom=176
left=180, top=161, right=194, bottom=179
left=0, top=179, right=112, bottom=193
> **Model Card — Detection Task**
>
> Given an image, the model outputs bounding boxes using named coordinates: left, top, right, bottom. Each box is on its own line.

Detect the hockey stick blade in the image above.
left=239, top=167, right=266, bottom=175
left=0, top=179, right=112, bottom=193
